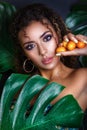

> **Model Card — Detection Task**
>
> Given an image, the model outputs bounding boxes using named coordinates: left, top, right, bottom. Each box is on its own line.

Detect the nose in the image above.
left=38, top=44, right=47, bottom=56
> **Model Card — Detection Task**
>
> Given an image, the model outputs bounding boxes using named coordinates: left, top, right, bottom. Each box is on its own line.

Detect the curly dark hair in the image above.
left=10, top=3, right=80, bottom=74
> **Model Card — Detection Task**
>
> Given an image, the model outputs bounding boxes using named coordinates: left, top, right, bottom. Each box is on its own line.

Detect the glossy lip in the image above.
left=42, top=57, right=53, bottom=65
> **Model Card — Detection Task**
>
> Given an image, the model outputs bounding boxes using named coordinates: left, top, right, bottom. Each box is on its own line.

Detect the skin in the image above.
left=18, top=21, right=87, bottom=111
left=60, top=33, right=87, bottom=56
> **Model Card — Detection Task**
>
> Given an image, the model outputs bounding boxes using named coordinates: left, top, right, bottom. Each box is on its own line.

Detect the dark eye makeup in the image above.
left=43, top=34, right=53, bottom=42
left=24, top=43, right=35, bottom=50
left=23, top=33, right=53, bottom=51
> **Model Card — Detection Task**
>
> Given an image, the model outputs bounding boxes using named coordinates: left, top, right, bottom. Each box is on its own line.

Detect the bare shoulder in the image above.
left=76, top=68, right=87, bottom=88
left=74, top=67, right=87, bottom=85
left=75, top=67, right=87, bottom=78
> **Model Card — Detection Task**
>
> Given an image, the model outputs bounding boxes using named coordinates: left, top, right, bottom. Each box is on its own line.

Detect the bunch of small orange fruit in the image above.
left=56, top=40, right=86, bottom=53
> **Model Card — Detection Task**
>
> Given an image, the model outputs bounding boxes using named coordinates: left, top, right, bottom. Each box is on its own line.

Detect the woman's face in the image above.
left=18, top=21, right=60, bottom=71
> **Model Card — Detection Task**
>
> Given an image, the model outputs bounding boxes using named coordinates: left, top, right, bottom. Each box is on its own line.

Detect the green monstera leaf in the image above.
left=65, top=11, right=87, bottom=35
left=0, top=74, right=84, bottom=130
left=65, top=5, right=87, bottom=67
left=0, top=2, right=16, bottom=73
left=0, top=74, right=2, bottom=80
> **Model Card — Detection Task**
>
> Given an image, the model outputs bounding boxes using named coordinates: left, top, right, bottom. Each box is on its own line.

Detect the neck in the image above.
left=39, top=62, right=70, bottom=81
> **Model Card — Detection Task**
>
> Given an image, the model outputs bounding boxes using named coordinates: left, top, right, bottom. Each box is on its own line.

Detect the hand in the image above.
left=63, top=33, right=87, bottom=44
left=57, top=33, right=87, bottom=56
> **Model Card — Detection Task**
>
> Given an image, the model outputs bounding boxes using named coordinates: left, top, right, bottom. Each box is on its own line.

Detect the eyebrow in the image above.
left=23, top=41, right=33, bottom=47
left=40, top=31, right=50, bottom=38
left=23, top=31, right=50, bottom=46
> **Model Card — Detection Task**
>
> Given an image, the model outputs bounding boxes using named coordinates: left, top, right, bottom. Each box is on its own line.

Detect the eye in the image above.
left=24, top=43, right=35, bottom=50
left=43, top=34, right=53, bottom=42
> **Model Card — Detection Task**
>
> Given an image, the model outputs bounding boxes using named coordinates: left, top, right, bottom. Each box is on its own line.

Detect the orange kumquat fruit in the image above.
left=56, top=46, right=67, bottom=53
left=56, top=40, right=86, bottom=54
left=62, top=41, right=68, bottom=48
left=76, top=41, right=86, bottom=48
left=66, top=41, right=76, bottom=51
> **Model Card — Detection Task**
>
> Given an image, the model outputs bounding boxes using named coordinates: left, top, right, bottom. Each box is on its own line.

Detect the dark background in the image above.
left=0, top=0, right=82, bottom=20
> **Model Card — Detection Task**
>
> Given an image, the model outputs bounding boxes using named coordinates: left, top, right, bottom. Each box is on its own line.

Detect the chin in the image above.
left=43, top=63, right=58, bottom=70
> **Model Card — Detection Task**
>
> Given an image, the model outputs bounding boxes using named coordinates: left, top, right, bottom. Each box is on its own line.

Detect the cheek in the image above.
left=24, top=51, right=40, bottom=64
left=49, top=40, right=58, bottom=52
left=30, top=57, right=41, bottom=67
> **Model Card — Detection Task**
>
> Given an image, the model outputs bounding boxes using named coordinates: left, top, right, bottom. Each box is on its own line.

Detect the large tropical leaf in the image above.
left=0, top=74, right=84, bottom=130
left=0, top=2, right=16, bottom=73
left=65, top=11, right=87, bottom=35
left=0, top=74, right=2, bottom=80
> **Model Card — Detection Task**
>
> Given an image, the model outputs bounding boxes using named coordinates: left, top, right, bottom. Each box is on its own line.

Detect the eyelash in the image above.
left=24, top=34, right=53, bottom=50
left=43, top=34, right=53, bottom=42
left=24, top=43, right=35, bottom=50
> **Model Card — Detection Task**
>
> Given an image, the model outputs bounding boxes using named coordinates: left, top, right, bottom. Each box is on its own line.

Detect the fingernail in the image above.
left=83, top=40, right=87, bottom=44
left=64, top=38, right=69, bottom=42
left=56, top=53, right=61, bottom=56
left=73, top=39, right=78, bottom=43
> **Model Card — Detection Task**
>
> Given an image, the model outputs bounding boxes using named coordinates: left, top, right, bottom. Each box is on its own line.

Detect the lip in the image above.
left=42, top=57, right=53, bottom=65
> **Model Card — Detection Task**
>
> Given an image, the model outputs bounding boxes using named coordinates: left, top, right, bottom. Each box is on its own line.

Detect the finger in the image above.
left=56, top=45, right=87, bottom=56
left=56, top=47, right=84, bottom=56
left=67, top=33, right=78, bottom=43
left=63, top=33, right=78, bottom=43
left=75, top=35, right=87, bottom=44
left=63, top=35, right=69, bottom=42
left=59, top=42, right=64, bottom=46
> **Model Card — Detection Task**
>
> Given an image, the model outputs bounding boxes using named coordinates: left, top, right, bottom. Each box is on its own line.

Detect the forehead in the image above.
left=18, top=20, right=54, bottom=40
